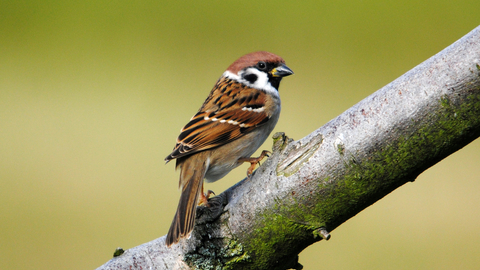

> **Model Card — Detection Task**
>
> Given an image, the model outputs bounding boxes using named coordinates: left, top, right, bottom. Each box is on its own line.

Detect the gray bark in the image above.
left=96, top=25, right=480, bottom=270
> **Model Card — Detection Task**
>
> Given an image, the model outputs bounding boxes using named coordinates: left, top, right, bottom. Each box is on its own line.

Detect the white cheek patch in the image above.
left=223, top=70, right=279, bottom=98
left=242, top=67, right=269, bottom=89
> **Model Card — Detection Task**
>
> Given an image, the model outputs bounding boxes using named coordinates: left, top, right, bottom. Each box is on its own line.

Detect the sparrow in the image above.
left=165, top=51, right=293, bottom=246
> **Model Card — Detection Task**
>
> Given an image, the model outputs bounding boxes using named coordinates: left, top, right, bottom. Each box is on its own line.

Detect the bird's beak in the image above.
left=271, top=64, right=294, bottom=77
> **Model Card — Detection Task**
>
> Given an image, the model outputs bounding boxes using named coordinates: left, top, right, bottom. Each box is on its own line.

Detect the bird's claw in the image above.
left=199, top=190, right=215, bottom=206
left=239, top=150, right=272, bottom=179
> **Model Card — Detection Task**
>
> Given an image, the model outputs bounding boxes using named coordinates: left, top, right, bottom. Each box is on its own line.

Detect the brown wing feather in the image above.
left=165, top=78, right=271, bottom=162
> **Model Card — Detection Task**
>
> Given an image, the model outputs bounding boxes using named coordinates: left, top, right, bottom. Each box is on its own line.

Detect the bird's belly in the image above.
left=204, top=139, right=259, bottom=182
left=203, top=114, right=278, bottom=183
left=204, top=162, right=238, bottom=183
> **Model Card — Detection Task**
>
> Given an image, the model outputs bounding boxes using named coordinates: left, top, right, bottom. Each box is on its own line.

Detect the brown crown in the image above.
left=227, top=51, right=285, bottom=74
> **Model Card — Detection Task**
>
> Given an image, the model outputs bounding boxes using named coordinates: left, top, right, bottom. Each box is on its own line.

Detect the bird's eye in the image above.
left=257, top=61, right=267, bottom=70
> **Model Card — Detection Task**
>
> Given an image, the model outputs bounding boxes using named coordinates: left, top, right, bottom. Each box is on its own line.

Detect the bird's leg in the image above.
left=198, top=183, right=215, bottom=206
left=238, top=150, right=271, bottom=178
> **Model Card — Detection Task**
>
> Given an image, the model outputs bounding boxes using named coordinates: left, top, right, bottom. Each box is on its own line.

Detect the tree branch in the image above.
left=97, top=25, right=480, bottom=270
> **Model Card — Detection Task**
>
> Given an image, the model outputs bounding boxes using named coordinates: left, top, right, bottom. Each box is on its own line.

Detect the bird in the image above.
left=165, top=51, right=293, bottom=246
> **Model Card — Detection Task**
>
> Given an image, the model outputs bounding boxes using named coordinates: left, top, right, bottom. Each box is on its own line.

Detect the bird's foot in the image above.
left=198, top=189, right=215, bottom=206
left=238, top=150, right=271, bottom=179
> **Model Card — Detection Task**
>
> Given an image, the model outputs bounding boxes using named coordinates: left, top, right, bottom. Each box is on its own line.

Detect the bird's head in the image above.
left=224, top=51, right=293, bottom=93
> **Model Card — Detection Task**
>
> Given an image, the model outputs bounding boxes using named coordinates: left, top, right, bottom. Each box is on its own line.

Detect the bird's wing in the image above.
left=165, top=77, right=272, bottom=162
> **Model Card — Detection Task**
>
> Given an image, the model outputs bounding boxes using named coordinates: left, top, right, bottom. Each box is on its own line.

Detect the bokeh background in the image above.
left=1, top=1, right=479, bottom=269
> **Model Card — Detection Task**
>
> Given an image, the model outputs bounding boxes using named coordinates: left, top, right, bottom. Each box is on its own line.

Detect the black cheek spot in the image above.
left=243, top=74, right=258, bottom=84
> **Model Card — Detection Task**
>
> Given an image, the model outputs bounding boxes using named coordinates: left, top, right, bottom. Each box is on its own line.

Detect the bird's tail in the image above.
left=166, top=155, right=208, bottom=246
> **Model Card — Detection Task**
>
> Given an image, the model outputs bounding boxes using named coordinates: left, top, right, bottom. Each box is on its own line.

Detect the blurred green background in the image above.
left=1, top=1, right=479, bottom=269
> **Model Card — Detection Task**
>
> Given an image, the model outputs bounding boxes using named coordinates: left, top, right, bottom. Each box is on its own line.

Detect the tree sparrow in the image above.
left=165, top=51, right=293, bottom=246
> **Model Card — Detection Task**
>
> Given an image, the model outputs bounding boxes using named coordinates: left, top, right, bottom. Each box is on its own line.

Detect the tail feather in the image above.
left=166, top=156, right=207, bottom=246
